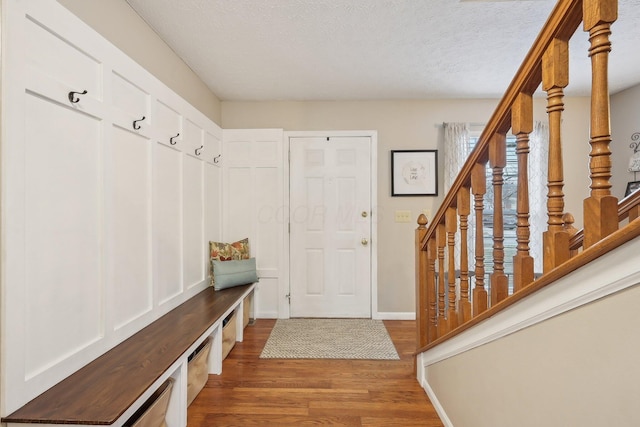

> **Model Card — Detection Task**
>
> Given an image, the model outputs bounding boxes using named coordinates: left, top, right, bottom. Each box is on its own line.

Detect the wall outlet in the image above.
left=394, top=210, right=412, bottom=223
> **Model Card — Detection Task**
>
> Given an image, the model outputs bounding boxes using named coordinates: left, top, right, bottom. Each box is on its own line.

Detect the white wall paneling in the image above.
left=223, top=129, right=285, bottom=319
left=107, top=126, right=153, bottom=331
left=182, top=155, right=205, bottom=290
left=1, top=0, right=223, bottom=415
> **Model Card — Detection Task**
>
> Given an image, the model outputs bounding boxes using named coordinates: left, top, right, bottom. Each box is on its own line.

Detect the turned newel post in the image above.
left=512, top=92, right=535, bottom=292
left=415, top=214, right=429, bottom=347
left=542, top=38, right=571, bottom=272
left=583, top=0, right=618, bottom=248
left=471, top=163, right=488, bottom=315
left=490, top=133, right=509, bottom=305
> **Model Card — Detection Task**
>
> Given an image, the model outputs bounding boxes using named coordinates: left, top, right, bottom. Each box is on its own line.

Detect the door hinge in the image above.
left=288, top=222, right=291, bottom=233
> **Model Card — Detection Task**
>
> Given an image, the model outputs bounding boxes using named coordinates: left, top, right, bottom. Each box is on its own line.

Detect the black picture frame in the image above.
left=625, top=180, right=640, bottom=196
left=391, top=150, right=438, bottom=196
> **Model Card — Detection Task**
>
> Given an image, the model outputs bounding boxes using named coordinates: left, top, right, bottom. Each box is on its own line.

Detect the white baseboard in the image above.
left=420, top=371, right=454, bottom=427
left=374, top=312, right=416, bottom=320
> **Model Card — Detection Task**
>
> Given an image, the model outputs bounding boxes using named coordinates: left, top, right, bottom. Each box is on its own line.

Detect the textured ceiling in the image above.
left=125, top=0, right=640, bottom=101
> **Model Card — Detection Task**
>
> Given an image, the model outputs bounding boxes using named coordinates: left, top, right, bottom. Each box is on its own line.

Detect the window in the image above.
left=469, top=135, right=518, bottom=291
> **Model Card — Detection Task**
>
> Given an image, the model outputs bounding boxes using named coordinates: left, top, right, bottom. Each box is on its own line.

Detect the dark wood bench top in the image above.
left=2, top=284, right=253, bottom=425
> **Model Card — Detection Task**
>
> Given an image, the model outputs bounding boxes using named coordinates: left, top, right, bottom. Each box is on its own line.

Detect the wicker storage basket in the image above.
left=222, top=311, right=237, bottom=360
left=126, top=378, right=173, bottom=427
left=186, top=337, right=212, bottom=406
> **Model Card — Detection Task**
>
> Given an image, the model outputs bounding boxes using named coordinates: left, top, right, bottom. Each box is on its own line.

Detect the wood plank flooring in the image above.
left=188, top=319, right=443, bottom=426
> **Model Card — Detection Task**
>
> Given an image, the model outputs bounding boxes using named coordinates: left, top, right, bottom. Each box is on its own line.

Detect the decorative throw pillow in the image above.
left=229, top=238, right=250, bottom=260
left=212, top=258, right=258, bottom=291
left=209, top=238, right=250, bottom=285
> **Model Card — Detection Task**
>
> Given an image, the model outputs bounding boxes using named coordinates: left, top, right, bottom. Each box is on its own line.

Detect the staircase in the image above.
left=414, top=0, right=640, bottom=425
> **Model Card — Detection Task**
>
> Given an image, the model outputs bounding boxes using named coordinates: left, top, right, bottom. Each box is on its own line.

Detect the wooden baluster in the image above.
left=426, top=236, right=438, bottom=343
left=490, top=133, right=509, bottom=305
left=415, top=214, right=429, bottom=348
left=542, top=38, right=571, bottom=272
left=436, top=223, right=447, bottom=337
left=512, top=93, right=535, bottom=292
left=471, top=163, right=488, bottom=315
left=457, top=187, right=472, bottom=324
left=445, top=207, right=458, bottom=331
left=583, top=0, right=618, bottom=248
left=630, top=206, right=640, bottom=222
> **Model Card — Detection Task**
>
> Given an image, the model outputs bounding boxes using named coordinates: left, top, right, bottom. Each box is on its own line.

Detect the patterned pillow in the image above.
left=209, top=238, right=250, bottom=285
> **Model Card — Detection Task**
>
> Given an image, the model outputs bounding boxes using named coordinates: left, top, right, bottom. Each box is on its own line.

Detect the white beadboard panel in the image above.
left=182, top=118, right=204, bottom=157
left=223, top=129, right=285, bottom=318
left=252, top=140, right=280, bottom=165
left=23, top=92, right=103, bottom=380
left=2, top=0, right=224, bottom=414
left=204, top=128, right=222, bottom=166
left=255, top=167, right=280, bottom=269
left=112, top=71, right=150, bottom=124
left=23, top=13, right=102, bottom=101
left=153, top=143, right=184, bottom=304
left=155, top=99, right=183, bottom=148
left=108, top=126, right=153, bottom=331
left=226, top=167, right=255, bottom=241
left=182, top=155, right=205, bottom=289
left=224, top=140, right=251, bottom=164
left=204, top=162, right=222, bottom=277
left=254, top=278, right=280, bottom=319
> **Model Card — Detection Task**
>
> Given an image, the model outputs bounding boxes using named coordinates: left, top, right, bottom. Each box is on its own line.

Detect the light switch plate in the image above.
left=395, top=210, right=412, bottom=223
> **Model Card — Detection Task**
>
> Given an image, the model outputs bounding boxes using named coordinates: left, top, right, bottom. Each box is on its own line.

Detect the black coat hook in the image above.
left=68, top=90, right=87, bottom=103
left=631, top=132, right=640, bottom=153
left=170, top=133, right=180, bottom=145
left=213, top=154, right=221, bottom=164
left=195, top=145, right=203, bottom=156
left=132, top=116, right=146, bottom=130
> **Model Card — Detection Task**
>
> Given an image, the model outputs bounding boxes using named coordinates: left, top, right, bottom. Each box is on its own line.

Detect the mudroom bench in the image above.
left=2, top=283, right=256, bottom=427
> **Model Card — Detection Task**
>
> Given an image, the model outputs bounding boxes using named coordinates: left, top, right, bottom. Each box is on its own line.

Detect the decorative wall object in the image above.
left=391, top=150, right=438, bottom=196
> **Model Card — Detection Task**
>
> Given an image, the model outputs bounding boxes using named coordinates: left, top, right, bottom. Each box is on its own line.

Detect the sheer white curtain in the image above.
left=529, top=121, right=549, bottom=274
left=444, top=123, right=471, bottom=193
left=443, top=123, right=473, bottom=272
left=443, top=121, right=549, bottom=278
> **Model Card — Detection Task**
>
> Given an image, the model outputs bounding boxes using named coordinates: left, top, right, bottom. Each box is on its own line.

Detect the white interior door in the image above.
left=290, top=136, right=372, bottom=318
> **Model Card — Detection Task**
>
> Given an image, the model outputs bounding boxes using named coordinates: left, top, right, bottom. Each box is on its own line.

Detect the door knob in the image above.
left=361, top=238, right=369, bottom=246
left=361, top=211, right=368, bottom=218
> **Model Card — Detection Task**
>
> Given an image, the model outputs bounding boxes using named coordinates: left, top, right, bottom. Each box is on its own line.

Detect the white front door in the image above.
left=289, top=136, right=372, bottom=318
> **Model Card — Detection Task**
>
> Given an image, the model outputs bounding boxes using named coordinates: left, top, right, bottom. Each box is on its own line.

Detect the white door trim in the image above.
left=282, top=130, right=378, bottom=319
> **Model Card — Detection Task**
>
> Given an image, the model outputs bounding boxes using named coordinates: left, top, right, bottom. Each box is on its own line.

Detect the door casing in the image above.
left=282, top=130, right=378, bottom=319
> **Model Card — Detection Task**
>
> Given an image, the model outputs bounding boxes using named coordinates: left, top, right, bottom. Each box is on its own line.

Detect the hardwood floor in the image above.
left=188, top=319, right=443, bottom=426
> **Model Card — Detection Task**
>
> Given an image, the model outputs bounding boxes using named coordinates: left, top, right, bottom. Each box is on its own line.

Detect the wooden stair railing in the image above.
left=415, top=0, right=638, bottom=352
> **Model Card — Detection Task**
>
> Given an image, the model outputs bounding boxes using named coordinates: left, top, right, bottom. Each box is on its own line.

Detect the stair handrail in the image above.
left=415, top=0, right=631, bottom=352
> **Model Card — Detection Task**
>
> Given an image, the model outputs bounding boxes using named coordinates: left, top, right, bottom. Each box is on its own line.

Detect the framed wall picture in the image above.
left=625, top=180, right=640, bottom=196
left=391, top=150, right=438, bottom=196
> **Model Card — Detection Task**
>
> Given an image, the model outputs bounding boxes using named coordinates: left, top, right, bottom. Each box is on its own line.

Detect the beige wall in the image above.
left=52, top=0, right=600, bottom=314
left=221, top=97, right=591, bottom=313
left=612, top=83, right=640, bottom=199
left=57, top=0, right=221, bottom=123
left=426, top=281, right=640, bottom=426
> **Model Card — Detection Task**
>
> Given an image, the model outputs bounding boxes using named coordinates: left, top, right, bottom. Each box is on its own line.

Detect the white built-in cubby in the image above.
left=1, top=0, right=223, bottom=417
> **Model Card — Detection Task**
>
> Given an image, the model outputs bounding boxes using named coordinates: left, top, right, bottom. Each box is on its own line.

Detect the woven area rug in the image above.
left=259, top=318, right=400, bottom=360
